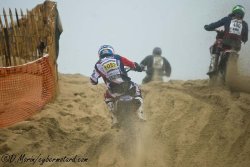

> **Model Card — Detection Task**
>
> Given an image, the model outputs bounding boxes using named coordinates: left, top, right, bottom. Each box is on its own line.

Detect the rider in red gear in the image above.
left=90, top=45, right=145, bottom=124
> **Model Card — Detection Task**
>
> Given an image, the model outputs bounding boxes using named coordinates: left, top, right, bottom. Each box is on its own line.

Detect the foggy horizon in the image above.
left=1, top=0, right=249, bottom=83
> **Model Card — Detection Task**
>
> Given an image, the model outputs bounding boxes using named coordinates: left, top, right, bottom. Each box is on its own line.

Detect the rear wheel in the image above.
left=116, top=103, right=136, bottom=129
left=115, top=103, right=139, bottom=158
left=225, top=52, right=239, bottom=88
left=217, top=52, right=229, bottom=83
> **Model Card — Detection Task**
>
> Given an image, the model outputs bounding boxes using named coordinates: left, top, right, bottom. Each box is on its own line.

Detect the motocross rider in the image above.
left=90, top=45, right=145, bottom=125
left=204, top=5, right=248, bottom=74
left=140, top=47, right=171, bottom=84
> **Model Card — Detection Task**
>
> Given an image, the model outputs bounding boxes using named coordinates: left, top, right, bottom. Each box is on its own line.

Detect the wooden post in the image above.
left=26, top=9, right=36, bottom=61
left=0, top=17, right=6, bottom=67
left=9, top=8, right=21, bottom=65
left=37, top=7, right=47, bottom=57
left=1, top=9, right=11, bottom=66
left=15, top=8, right=24, bottom=63
left=0, top=42, right=3, bottom=67
left=31, top=9, right=40, bottom=59
left=3, top=8, right=16, bottom=66
left=20, top=9, right=28, bottom=63
left=15, top=8, right=20, bottom=27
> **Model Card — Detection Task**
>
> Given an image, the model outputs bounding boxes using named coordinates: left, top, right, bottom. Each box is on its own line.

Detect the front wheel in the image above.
left=208, top=72, right=224, bottom=86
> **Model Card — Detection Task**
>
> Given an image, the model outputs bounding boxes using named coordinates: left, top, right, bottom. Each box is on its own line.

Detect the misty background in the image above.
left=1, top=0, right=249, bottom=83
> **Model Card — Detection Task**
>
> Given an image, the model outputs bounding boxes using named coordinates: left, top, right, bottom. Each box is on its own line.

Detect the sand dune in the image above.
left=0, top=74, right=250, bottom=167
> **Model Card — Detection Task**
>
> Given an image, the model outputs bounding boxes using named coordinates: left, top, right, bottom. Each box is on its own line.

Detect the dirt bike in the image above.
left=207, top=30, right=239, bottom=85
left=114, top=94, right=140, bottom=128
left=112, top=67, right=145, bottom=128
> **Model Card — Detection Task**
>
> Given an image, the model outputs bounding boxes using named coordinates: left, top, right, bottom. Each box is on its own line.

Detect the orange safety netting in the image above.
left=0, top=55, right=56, bottom=128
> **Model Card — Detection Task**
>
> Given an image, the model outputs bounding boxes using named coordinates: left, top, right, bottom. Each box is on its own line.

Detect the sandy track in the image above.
left=0, top=74, right=250, bottom=167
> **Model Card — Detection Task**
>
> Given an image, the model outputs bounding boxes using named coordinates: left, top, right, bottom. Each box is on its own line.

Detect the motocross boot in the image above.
left=134, top=97, right=146, bottom=121
left=137, top=105, right=146, bottom=121
left=106, top=101, right=118, bottom=125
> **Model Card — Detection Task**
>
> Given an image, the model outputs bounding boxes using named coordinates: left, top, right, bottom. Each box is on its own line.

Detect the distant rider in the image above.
left=90, top=45, right=145, bottom=125
left=204, top=5, right=248, bottom=74
left=140, top=47, right=171, bottom=84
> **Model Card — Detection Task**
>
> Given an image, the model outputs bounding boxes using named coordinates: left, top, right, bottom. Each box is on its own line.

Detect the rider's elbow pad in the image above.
left=90, top=78, right=98, bottom=85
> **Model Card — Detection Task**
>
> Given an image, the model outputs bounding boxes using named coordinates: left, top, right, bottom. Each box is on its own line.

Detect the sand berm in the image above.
left=0, top=73, right=250, bottom=167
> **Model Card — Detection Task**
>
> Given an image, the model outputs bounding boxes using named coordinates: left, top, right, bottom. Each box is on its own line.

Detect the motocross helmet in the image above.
left=98, top=45, right=114, bottom=59
left=153, top=47, right=162, bottom=56
left=232, top=5, right=245, bottom=18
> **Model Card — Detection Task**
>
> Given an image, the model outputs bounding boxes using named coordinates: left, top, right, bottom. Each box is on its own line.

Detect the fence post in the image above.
left=15, top=8, right=20, bottom=27
left=9, top=8, right=22, bottom=65
left=3, top=8, right=16, bottom=66
left=32, top=9, right=40, bottom=59
left=1, top=9, right=11, bottom=66
left=20, top=9, right=28, bottom=63
left=26, top=9, right=36, bottom=61
left=0, top=17, right=6, bottom=67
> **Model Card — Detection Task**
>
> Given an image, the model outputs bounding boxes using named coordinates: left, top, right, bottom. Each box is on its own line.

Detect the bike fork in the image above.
left=208, top=54, right=219, bottom=74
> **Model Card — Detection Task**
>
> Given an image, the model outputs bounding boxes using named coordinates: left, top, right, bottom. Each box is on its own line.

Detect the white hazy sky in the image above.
left=1, top=0, right=249, bottom=83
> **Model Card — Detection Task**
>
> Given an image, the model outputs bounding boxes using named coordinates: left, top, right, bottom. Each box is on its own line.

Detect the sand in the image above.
left=0, top=73, right=250, bottom=167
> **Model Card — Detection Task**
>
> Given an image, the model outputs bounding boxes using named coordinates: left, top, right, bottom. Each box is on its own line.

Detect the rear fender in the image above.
left=114, top=95, right=134, bottom=112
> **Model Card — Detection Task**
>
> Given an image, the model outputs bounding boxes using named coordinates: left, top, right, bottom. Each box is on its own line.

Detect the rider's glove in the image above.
left=204, top=25, right=209, bottom=31
left=134, top=62, right=143, bottom=72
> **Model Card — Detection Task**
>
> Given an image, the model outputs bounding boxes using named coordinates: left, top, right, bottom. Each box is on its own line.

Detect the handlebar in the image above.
left=213, top=29, right=225, bottom=39
left=125, top=67, right=131, bottom=73
left=213, top=29, right=224, bottom=33
left=125, top=64, right=146, bottom=73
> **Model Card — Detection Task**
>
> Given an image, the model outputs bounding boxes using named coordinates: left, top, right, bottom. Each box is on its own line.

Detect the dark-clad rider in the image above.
left=204, top=5, right=248, bottom=74
left=140, top=47, right=171, bottom=84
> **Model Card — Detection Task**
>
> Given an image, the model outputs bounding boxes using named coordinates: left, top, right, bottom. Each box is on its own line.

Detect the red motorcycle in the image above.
left=207, top=30, right=239, bottom=85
